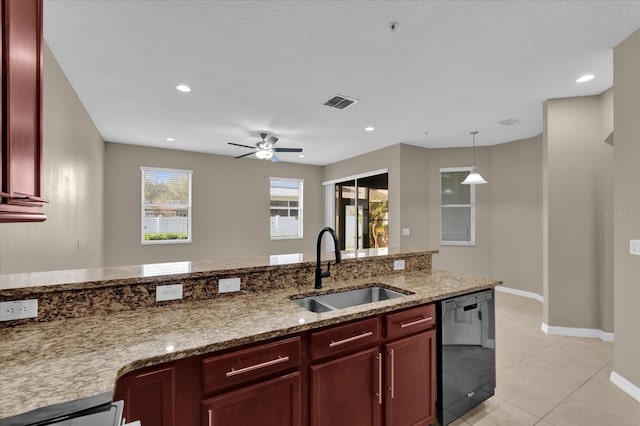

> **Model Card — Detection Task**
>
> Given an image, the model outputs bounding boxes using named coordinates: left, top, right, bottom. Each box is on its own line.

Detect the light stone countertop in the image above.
left=0, top=247, right=430, bottom=290
left=0, top=267, right=500, bottom=419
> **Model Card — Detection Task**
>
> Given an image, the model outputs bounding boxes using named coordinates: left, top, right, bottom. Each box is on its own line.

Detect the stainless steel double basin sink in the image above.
left=292, top=285, right=409, bottom=313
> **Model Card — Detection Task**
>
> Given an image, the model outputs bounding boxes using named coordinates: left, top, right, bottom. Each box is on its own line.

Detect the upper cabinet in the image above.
left=1, top=0, right=47, bottom=223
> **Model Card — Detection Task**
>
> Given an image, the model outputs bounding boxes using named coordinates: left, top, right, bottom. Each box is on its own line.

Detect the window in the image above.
left=270, top=178, right=303, bottom=239
left=440, top=167, right=475, bottom=246
left=141, top=167, right=192, bottom=244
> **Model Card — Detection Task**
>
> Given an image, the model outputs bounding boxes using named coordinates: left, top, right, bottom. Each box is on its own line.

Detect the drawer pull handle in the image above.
left=376, top=353, right=382, bottom=405
left=208, top=409, right=213, bottom=426
left=399, top=317, right=433, bottom=328
left=329, top=331, right=374, bottom=347
left=225, top=355, right=290, bottom=377
left=389, top=348, right=395, bottom=399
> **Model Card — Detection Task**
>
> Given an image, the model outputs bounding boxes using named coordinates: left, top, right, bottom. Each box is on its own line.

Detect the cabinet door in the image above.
left=1, top=0, right=46, bottom=222
left=385, top=330, right=436, bottom=426
left=201, top=372, right=301, bottom=426
left=310, top=347, right=381, bottom=426
left=116, top=365, right=176, bottom=426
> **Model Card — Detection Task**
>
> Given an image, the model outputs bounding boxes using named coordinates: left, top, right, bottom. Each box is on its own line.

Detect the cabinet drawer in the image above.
left=385, top=304, right=435, bottom=340
left=202, top=336, right=301, bottom=394
left=310, top=317, right=380, bottom=360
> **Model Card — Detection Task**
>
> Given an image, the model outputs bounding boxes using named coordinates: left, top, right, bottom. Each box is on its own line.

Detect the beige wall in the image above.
left=423, top=146, right=493, bottom=277
left=543, top=96, right=604, bottom=330
left=104, top=143, right=324, bottom=266
left=323, top=139, right=541, bottom=284
left=491, top=136, right=543, bottom=296
left=399, top=144, right=431, bottom=249
left=613, top=28, right=640, bottom=390
left=0, top=43, right=105, bottom=274
left=597, top=89, right=614, bottom=333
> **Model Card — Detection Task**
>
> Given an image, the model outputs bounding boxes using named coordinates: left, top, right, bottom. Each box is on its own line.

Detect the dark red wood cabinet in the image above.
left=384, top=331, right=436, bottom=426
left=310, top=348, right=381, bottom=426
left=1, top=0, right=47, bottom=223
left=202, top=372, right=301, bottom=426
left=114, top=303, right=437, bottom=426
left=115, top=365, right=176, bottom=426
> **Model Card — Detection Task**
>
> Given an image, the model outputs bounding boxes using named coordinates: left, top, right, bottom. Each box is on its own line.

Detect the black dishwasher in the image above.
left=437, top=289, right=495, bottom=425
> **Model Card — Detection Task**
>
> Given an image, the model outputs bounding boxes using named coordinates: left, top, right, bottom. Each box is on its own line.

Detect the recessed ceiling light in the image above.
left=576, top=74, right=594, bottom=83
left=365, top=126, right=375, bottom=132
left=165, top=137, right=175, bottom=142
left=176, top=84, right=191, bottom=92
left=298, top=154, right=305, bottom=158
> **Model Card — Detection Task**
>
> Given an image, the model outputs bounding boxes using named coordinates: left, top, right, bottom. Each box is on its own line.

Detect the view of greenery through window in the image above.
left=142, top=168, right=192, bottom=242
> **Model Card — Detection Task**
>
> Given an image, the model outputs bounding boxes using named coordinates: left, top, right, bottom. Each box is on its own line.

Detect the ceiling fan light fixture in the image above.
left=461, top=131, right=488, bottom=185
left=255, top=150, right=273, bottom=160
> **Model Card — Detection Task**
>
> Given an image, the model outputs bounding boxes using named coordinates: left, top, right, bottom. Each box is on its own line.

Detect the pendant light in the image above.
left=461, top=131, right=487, bottom=185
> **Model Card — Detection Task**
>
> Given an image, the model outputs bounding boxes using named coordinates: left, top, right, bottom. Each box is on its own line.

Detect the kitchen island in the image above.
left=0, top=249, right=500, bottom=420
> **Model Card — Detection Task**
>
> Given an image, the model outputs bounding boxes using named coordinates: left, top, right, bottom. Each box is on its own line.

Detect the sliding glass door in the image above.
left=334, top=173, right=388, bottom=251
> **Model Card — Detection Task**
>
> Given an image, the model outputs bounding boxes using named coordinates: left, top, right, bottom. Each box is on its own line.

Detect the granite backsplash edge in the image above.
left=0, top=251, right=434, bottom=326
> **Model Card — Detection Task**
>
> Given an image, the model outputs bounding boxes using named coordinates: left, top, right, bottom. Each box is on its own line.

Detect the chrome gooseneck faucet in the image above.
left=315, top=226, right=342, bottom=289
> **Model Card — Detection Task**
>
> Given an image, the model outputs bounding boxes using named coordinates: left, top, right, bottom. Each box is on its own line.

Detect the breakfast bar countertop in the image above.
left=0, top=266, right=500, bottom=418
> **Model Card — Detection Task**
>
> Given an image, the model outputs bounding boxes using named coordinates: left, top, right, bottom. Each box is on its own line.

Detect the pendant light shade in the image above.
left=461, top=131, right=487, bottom=185
left=461, top=166, right=488, bottom=184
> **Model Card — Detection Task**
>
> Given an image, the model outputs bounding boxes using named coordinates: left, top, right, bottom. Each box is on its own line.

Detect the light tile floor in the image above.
left=449, top=291, right=640, bottom=426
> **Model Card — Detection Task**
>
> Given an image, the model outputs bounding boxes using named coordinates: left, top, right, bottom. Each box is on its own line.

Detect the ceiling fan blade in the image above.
left=271, top=154, right=280, bottom=163
left=228, top=142, right=257, bottom=149
left=274, top=147, right=303, bottom=153
left=267, top=135, right=279, bottom=145
left=234, top=152, right=255, bottom=159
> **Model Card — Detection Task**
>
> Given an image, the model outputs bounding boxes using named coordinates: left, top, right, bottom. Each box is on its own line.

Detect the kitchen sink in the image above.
left=292, top=285, right=409, bottom=313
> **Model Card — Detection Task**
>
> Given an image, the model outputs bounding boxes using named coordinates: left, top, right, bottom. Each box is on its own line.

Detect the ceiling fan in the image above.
left=228, top=133, right=303, bottom=162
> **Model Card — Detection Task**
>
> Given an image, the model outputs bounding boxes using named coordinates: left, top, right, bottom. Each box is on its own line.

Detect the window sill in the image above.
left=440, top=241, right=476, bottom=247
left=142, top=239, right=192, bottom=245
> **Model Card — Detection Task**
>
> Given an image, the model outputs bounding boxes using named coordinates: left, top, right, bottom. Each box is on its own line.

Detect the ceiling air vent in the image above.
left=323, top=95, right=359, bottom=110
left=497, top=118, right=520, bottom=126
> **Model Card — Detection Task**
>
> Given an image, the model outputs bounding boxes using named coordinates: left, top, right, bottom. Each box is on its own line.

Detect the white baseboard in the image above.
left=610, top=371, right=640, bottom=402
left=495, top=286, right=544, bottom=303
left=541, top=322, right=614, bottom=342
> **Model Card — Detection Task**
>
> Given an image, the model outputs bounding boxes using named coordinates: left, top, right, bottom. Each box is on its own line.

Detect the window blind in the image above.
left=440, top=169, right=475, bottom=245
left=141, top=167, right=192, bottom=244
left=270, top=178, right=303, bottom=239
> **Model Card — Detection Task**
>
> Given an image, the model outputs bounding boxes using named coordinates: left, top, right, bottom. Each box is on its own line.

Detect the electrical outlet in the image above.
left=156, top=284, right=183, bottom=302
left=393, top=259, right=405, bottom=271
left=630, top=239, right=640, bottom=256
left=219, top=277, right=241, bottom=293
left=402, top=228, right=410, bottom=236
left=0, top=299, right=38, bottom=321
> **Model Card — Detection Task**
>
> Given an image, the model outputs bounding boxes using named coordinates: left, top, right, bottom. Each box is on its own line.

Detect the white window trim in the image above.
left=440, top=166, right=476, bottom=246
left=270, top=177, right=304, bottom=240
left=141, top=166, right=193, bottom=245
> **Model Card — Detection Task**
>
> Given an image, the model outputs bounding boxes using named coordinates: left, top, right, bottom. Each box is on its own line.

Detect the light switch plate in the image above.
left=393, top=259, right=405, bottom=271
left=219, top=277, right=241, bottom=293
left=156, top=284, right=183, bottom=302
left=0, top=299, right=38, bottom=321
left=630, top=239, right=640, bottom=256
left=402, top=228, right=410, bottom=236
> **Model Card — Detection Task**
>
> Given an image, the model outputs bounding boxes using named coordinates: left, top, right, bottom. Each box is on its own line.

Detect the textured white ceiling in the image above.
left=43, top=1, right=640, bottom=165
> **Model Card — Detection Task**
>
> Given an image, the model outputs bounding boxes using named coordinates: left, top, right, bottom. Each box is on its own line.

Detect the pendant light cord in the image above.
left=470, top=131, right=478, bottom=166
